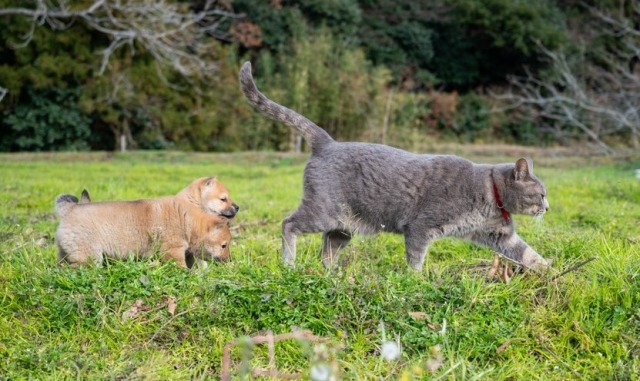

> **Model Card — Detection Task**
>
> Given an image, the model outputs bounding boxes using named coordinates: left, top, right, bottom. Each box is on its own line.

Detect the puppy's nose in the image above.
left=217, top=250, right=231, bottom=262
left=233, top=203, right=240, bottom=212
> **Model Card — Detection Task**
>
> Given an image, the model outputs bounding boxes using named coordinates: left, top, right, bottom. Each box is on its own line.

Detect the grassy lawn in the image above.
left=1, top=149, right=639, bottom=380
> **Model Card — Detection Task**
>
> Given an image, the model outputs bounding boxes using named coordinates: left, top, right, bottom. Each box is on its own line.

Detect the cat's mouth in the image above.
left=524, top=206, right=547, bottom=217
left=533, top=208, right=547, bottom=218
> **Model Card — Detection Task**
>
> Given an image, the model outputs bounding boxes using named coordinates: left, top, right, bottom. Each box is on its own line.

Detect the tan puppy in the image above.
left=55, top=181, right=234, bottom=268
left=176, top=177, right=239, bottom=219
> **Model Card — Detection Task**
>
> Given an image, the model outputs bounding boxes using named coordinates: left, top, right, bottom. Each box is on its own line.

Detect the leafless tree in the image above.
left=0, top=0, right=238, bottom=94
left=495, top=4, right=640, bottom=153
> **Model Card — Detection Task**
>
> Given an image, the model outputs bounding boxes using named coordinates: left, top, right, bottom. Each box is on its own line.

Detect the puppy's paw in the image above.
left=195, top=259, right=209, bottom=269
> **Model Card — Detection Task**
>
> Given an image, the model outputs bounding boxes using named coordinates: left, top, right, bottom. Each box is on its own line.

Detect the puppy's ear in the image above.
left=204, top=177, right=218, bottom=188
left=208, top=214, right=230, bottom=231
left=80, top=189, right=91, bottom=203
left=207, top=222, right=219, bottom=232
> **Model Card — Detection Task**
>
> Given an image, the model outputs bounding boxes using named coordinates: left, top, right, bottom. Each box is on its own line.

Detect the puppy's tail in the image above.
left=239, top=61, right=334, bottom=152
left=55, top=194, right=79, bottom=218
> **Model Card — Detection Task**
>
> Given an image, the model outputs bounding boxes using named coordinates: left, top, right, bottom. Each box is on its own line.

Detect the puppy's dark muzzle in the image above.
left=213, top=253, right=231, bottom=263
left=221, top=203, right=240, bottom=218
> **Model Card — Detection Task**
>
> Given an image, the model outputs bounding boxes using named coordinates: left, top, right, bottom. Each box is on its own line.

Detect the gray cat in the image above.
left=239, top=62, right=550, bottom=271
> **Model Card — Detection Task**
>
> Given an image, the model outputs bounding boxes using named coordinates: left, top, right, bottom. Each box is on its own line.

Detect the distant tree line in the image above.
left=0, top=0, right=637, bottom=152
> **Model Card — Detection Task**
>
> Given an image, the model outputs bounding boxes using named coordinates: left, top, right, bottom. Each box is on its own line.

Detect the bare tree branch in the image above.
left=494, top=8, right=640, bottom=153
left=0, top=0, right=239, bottom=78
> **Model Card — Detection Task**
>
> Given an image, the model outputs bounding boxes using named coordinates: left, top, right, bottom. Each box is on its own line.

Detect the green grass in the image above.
left=1, top=150, right=639, bottom=380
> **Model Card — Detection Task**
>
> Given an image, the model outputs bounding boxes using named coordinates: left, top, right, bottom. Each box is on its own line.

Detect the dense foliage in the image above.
left=0, top=0, right=635, bottom=151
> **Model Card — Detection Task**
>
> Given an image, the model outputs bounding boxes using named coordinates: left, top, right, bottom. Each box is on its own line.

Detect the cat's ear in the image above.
left=514, top=158, right=531, bottom=181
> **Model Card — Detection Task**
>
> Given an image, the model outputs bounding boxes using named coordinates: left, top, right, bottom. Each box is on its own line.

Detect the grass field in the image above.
left=1, top=149, right=639, bottom=380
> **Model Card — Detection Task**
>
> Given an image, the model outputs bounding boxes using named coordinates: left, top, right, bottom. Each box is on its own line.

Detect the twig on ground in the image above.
left=537, top=341, right=583, bottom=379
left=621, top=333, right=640, bottom=348
left=145, top=307, right=194, bottom=345
left=551, top=256, right=598, bottom=281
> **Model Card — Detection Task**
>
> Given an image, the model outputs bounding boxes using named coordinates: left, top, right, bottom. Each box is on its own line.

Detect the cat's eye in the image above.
left=541, top=194, right=546, bottom=199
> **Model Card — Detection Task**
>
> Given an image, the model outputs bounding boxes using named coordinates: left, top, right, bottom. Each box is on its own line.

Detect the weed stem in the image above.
left=551, top=256, right=598, bottom=280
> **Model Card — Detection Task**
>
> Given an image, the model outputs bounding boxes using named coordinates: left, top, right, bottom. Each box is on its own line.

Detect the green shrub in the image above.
left=1, top=87, right=91, bottom=151
left=452, top=93, right=490, bottom=142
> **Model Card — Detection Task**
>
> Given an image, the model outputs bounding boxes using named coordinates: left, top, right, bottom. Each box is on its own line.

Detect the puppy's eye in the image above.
left=221, top=243, right=227, bottom=249
left=220, top=197, right=228, bottom=202
left=541, top=194, right=545, bottom=199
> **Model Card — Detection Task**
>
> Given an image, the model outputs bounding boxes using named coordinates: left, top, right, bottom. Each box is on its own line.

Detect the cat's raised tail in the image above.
left=239, top=61, right=334, bottom=152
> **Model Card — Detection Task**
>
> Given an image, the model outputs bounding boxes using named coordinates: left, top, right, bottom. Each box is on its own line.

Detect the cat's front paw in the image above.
left=521, top=248, right=550, bottom=273
left=528, top=259, right=550, bottom=273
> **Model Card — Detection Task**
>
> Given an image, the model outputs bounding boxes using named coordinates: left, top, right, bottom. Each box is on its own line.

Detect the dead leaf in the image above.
left=506, top=263, right=514, bottom=277
left=166, top=296, right=177, bottom=316
left=122, top=299, right=145, bottom=321
left=502, top=264, right=512, bottom=284
left=496, top=338, right=524, bottom=353
left=487, top=255, right=500, bottom=279
left=427, top=323, right=441, bottom=331
left=408, top=312, right=430, bottom=320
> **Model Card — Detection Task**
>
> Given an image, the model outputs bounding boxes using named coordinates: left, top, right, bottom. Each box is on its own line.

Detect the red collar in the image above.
left=492, top=179, right=511, bottom=222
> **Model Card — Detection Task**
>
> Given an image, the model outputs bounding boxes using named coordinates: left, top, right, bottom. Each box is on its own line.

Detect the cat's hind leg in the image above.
left=403, top=228, right=436, bottom=271
left=282, top=207, right=328, bottom=266
left=322, top=230, right=352, bottom=267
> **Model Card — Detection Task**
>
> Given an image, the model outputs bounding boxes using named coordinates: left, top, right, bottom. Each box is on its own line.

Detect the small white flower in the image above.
left=380, top=341, right=400, bottom=361
left=310, top=363, right=331, bottom=381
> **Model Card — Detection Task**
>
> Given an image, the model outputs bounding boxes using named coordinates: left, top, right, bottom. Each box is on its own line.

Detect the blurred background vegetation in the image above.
left=1, top=0, right=638, bottom=153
